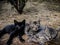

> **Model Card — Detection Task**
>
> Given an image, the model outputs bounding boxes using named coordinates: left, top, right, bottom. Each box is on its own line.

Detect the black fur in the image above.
left=8, top=0, right=28, bottom=14
left=0, top=0, right=28, bottom=14
left=0, top=19, right=25, bottom=45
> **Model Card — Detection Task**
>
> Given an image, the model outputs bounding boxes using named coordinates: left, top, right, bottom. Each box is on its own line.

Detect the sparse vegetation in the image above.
left=0, top=0, right=60, bottom=45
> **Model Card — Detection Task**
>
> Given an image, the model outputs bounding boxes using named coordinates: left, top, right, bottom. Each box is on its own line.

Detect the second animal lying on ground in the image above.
left=25, top=20, right=58, bottom=45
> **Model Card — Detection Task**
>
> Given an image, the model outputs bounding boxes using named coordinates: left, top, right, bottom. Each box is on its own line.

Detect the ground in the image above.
left=0, top=1, right=60, bottom=45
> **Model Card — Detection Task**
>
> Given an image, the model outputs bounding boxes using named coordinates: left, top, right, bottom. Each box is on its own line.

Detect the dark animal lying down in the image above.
left=0, top=19, right=25, bottom=45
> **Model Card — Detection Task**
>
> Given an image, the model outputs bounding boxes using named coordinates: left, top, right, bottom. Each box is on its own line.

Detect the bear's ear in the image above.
left=22, top=19, right=25, bottom=22
left=21, top=19, right=26, bottom=24
left=14, top=20, right=18, bottom=25
left=33, top=21, right=37, bottom=25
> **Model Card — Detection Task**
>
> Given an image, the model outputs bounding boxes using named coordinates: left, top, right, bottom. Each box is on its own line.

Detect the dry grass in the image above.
left=0, top=1, right=60, bottom=45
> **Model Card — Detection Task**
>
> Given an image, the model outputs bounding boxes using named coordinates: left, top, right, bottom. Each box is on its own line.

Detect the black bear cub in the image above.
left=0, top=19, right=25, bottom=45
